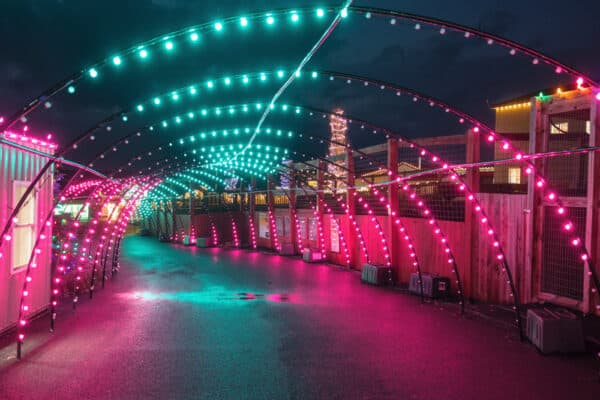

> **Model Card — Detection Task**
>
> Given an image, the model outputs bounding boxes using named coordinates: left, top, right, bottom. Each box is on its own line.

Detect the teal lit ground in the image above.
left=0, top=235, right=598, bottom=399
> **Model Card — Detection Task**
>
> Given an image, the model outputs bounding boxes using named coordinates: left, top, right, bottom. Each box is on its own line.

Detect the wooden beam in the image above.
left=585, top=98, right=599, bottom=314
left=465, top=128, right=480, bottom=300
left=526, top=97, right=543, bottom=301
left=346, top=148, right=359, bottom=268
left=387, top=138, right=400, bottom=277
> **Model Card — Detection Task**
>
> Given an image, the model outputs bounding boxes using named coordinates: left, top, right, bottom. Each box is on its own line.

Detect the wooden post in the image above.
left=189, top=181, right=193, bottom=237
left=346, top=148, right=359, bottom=268
left=250, top=177, right=256, bottom=216
left=267, top=175, right=276, bottom=250
left=316, top=160, right=326, bottom=255
left=527, top=97, right=546, bottom=300
left=162, top=201, right=170, bottom=239
left=585, top=98, right=600, bottom=314
left=317, top=160, right=325, bottom=213
left=288, top=165, right=298, bottom=254
left=387, top=139, right=400, bottom=277
left=465, top=128, right=481, bottom=300
left=249, top=178, right=256, bottom=247
left=155, top=204, right=161, bottom=238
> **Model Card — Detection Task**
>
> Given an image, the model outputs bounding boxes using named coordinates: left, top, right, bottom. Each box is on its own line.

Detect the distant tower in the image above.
left=328, top=108, right=348, bottom=189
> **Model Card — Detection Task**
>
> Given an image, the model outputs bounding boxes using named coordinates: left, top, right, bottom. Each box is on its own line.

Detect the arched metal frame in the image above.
left=4, top=4, right=599, bottom=359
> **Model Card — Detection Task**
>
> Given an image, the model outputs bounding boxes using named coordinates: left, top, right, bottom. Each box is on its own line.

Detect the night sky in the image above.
left=1, top=0, right=599, bottom=175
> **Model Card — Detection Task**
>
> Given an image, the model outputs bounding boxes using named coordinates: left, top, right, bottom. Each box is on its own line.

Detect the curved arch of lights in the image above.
left=4, top=4, right=600, bottom=359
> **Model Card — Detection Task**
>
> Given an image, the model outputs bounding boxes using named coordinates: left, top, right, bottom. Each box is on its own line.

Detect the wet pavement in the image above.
left=1, top=235, right=598, bottom=399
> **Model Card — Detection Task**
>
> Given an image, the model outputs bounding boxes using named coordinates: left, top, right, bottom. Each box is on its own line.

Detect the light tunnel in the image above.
left=0, top=4, right=599, bottom=363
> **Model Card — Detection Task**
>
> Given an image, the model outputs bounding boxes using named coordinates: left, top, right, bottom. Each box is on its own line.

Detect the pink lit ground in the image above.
left=0, top=235, right=598, bottom=399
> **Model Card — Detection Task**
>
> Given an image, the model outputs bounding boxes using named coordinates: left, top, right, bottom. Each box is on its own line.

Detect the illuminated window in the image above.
left=508, top=168, right=521, bottom=184
left=258, top=212, right=269, bottom=239
left=12, top=181, right=36, bottom=273
left=586, top=120, right=591, bottom=135
left=255, top=194, right=267, bottom=205
left=550, top=122, right=568, bottom=134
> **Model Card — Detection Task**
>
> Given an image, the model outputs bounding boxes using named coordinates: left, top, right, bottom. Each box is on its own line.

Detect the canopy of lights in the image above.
left=1, top=3, right=599, bottom=359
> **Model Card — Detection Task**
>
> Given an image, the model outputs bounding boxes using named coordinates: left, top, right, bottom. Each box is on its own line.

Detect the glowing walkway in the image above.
left=0, top=236, right=598, bottom=399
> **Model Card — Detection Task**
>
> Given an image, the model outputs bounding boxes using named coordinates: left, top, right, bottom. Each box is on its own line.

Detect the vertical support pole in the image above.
left=250, top=178, right=256, bottom=249
left=346, top=148, right=359, bottom=268
left=155, top=204, right=161, bottom=239
left=317, top=160, right=326, bottom=255
left=387, top=139, right=400, bottom=279
left=585, top=98, right=600, bottom=314
left=172, top=198, right=178, bottom=241
left=189, top=181, right=193, bottom=237
left=527, top=97, right=546, bottom=300
left=465, top=129, right=480, bottom=300
left=162, top=201, right=170, bottom=240
left=289, top=165, right=298, bottom=254
left=267, top=175, right=276, bottom=251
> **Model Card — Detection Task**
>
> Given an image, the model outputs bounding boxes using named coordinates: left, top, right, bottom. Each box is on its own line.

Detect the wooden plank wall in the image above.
left=399, top=218, right=469, bottom=294
left=476, top=194, right=528, bottom=304
left=148, top=194, right=529, bottom=306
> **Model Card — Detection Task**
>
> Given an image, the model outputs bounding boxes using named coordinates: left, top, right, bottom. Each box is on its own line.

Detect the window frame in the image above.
left=11, top=180, right=37, bottom=275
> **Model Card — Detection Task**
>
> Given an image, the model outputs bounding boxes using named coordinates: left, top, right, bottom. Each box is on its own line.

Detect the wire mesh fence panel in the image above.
left=357, top=189, right=388, bottom=216
left=295, top=194, right=316, bottom=209
left=323, top=193, right=345, bottom=214
left=423, top=144, right=466, bottom=165
left=489, top=136, right=530, bottom=192
left=541, top=206, right=586, bottom=300
left=353, top=151, right=387, bottom=175
left=398, top=173, right=465, bottom=222
left=546, top=108, right=590, bottom=197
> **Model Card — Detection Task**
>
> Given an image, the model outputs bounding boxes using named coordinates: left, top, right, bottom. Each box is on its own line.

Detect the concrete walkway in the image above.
left=0, top=235, right=598, bottom=399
